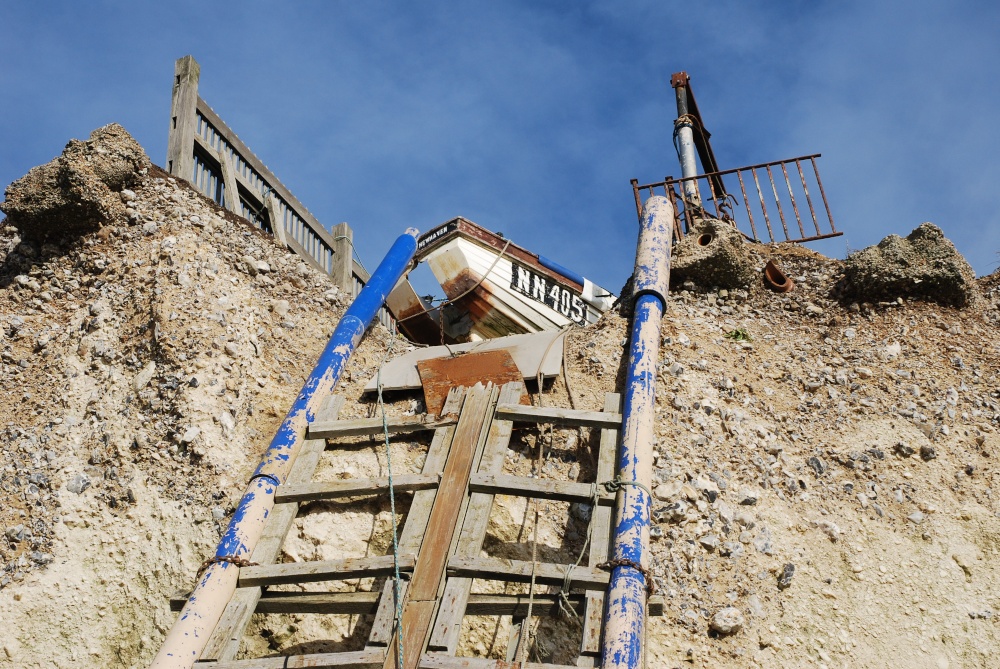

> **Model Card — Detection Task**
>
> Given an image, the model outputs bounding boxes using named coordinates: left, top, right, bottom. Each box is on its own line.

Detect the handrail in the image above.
left=631, top=153, right=841, bottom=245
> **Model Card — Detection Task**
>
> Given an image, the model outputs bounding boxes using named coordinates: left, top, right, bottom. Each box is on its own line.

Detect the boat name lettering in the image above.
left=417, top=222, right=458, bottom=251
left=510, top=264, right=587, bottom=325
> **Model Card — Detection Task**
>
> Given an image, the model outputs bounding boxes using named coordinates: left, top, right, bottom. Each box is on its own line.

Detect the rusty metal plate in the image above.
left=417, top=350, right=525, bottom=416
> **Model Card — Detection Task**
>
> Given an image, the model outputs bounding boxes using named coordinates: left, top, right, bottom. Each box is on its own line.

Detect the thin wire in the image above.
left=376, top=335, right=404, bottom=669
left=332, top=234, right=368, bottom=275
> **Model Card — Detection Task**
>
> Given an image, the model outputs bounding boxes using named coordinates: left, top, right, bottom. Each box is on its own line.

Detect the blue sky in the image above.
left=3, top=1, right=999, bottom=293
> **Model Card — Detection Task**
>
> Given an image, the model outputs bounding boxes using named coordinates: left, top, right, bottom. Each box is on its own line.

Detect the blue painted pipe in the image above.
left=601, top=197, right=673, bottom=669
left=538, top=254, right=587, bottom=288
left=152, top=227, right=419, bottom=669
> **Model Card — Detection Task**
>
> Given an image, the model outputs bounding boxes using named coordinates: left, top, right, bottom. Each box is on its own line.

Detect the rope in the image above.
left=197, top=555, right=258, bottom=578
left=601, top=475, right=653, bottom=500
left=396, top=239, right=512, bottom=325
left=376, top=335, right=405, bottom=669
left=596, top=558, right=656, bottom=595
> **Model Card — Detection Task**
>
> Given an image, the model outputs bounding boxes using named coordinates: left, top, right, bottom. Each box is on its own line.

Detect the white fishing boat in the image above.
left=387, top=217, right=616, bottom=344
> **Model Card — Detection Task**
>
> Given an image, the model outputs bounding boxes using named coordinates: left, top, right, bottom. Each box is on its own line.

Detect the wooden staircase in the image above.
left=170, top=381, right=661, bottom=668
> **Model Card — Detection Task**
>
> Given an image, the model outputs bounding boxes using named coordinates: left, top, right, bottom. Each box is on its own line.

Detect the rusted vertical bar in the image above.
left=780, top=163, right=806, bottom=238
left=811, top=156, right=837, bottom=232
left=602, top=195, right=672, bottom=669
left=704, top=173, right=720, bottom=219
left=735, top=171, right=758, bottom=241
left=751, top=169, right=775, bottom=243
left=796, top=160, right=821, bottom=236
left=167, top=56, right=200, bottom=180
left=631, top=179, right=644, bottom=225
left=765, top=165, right=790, bottom=241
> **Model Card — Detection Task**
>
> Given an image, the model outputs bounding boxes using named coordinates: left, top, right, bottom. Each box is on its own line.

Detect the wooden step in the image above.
left=467, top=473, right=614, bottom=505
left=307, top=415, right=455, bottom=439
left=419, top=654, right=580, bottom=669
left=276, top=474, right=439, bottom=503
left=170, top=589, right=664, bottom=617
left=194, top=649, right=385, bottom=668
left=238, top=554, right=416, bottom=588
left=446, top=556, right=609, bottom=590
left=494, top=403, right=622, bottom=429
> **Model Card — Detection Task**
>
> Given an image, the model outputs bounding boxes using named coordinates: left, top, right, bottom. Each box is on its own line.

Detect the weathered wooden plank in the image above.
left=276, top=474, right=439, bottom=503
left=579, top=392, right=621, bottom=661
left=308, top=415, right=456, bottom=440
left=418, top=654, right=580, bottom=669
left=200, top=396, right=345, bottom=661
left=239, top=554, right=415, bottom=588
left=367, top=579, right=409, bottom=646
left=167, top=56, right=199, bottom=179
left=494, top=403, right=622, bottom=429
left=331, top=221, right=353, bottom=292
left=383, top=384, right=498, bottom=669
left=445, top=556, right=609, bottom=590
left=217, top=145, right=241, bottom=213
left=194, top=649, right=385, bottom=669
left=254, top=591, right=380, bottom=615
left=427, top=383, right=523, bottom=654
left=467, top=474, right=613, bottom=505
left=366, top=415, right=460, bottom=651
left=407, top=385, right=495, bottom=603
left=173, top=591, right=662, bottom=618
left=266, top=192, right=288, bottom=248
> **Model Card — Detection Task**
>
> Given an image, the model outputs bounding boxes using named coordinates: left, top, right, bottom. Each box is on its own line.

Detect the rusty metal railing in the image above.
left=631, top=154, right=841, bottom=244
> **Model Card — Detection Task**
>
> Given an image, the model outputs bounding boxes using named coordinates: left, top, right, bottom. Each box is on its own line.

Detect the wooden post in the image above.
left=265, top=193, right=288, bottom=248
left=217, top=147, right=240, bottom=214
left=167, top=55, right=200, bottom=180
left=331, top=221, right=353, bottom=290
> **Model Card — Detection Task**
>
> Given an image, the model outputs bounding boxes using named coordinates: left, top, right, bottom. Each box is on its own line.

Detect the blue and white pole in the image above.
left=151, top=228, right=419, bottom=669
left=601, top=196, right=673, bottom=669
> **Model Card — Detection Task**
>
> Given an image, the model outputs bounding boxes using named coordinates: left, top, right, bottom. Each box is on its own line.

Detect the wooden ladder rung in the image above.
left=446, top=556, right=609, bottom=589
left=419, top=653, right=580, bottom=669
left=467, top=474, right=614, bottom=505
left=276, top=474, right=440, bottom=502
left=171, top=589, right=666, bottom=617
left=494, top=403, right=622, bottom=429
left=194, top=648, right=385, bottom=668
left=238, top=554, right=416, bottom=588
left=307, top=415, right=456, bottom=439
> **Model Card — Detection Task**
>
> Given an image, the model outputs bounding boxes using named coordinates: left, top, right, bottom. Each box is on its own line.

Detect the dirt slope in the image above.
left=2, top=128, right=1000, bottom=669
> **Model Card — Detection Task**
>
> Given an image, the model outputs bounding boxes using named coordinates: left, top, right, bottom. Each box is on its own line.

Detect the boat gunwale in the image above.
left=416, top=217, right=586, bottom=292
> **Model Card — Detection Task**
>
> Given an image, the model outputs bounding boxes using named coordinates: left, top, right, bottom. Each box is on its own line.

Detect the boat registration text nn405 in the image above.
left=510, top=263, right=587, bottom=326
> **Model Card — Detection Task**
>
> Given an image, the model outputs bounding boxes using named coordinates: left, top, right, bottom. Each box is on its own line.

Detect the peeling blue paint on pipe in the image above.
left=152, top=228, right=419, bottom=669
left=601, top=196, right=673, bottom=669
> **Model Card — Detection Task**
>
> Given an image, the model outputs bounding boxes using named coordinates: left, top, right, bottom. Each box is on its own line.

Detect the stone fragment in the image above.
left=710, top=607, right=745, bottom=636
left=777, top=563, right=795, bottom=590
left=133, top=361, right=156, bottom=391
left=66, top=474, right=90, bottom=494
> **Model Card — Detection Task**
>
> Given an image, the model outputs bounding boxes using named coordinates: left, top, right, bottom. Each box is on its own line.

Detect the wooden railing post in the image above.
left=265, top=193, right=288, bottom=248
left=331, top=222, right=354, bottom=291
left=217, top=147, right=240, bottom=214
left=167, top=55, right=200, bottom=179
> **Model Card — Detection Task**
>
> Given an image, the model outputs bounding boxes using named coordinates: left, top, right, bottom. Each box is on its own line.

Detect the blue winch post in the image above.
left=601, top=196, right=673, bottom=669
left=151, top=228, right=419, bottom=669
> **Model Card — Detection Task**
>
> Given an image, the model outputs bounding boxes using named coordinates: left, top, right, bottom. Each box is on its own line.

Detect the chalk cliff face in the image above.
left=1, top=126, right=1000, bottom=668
